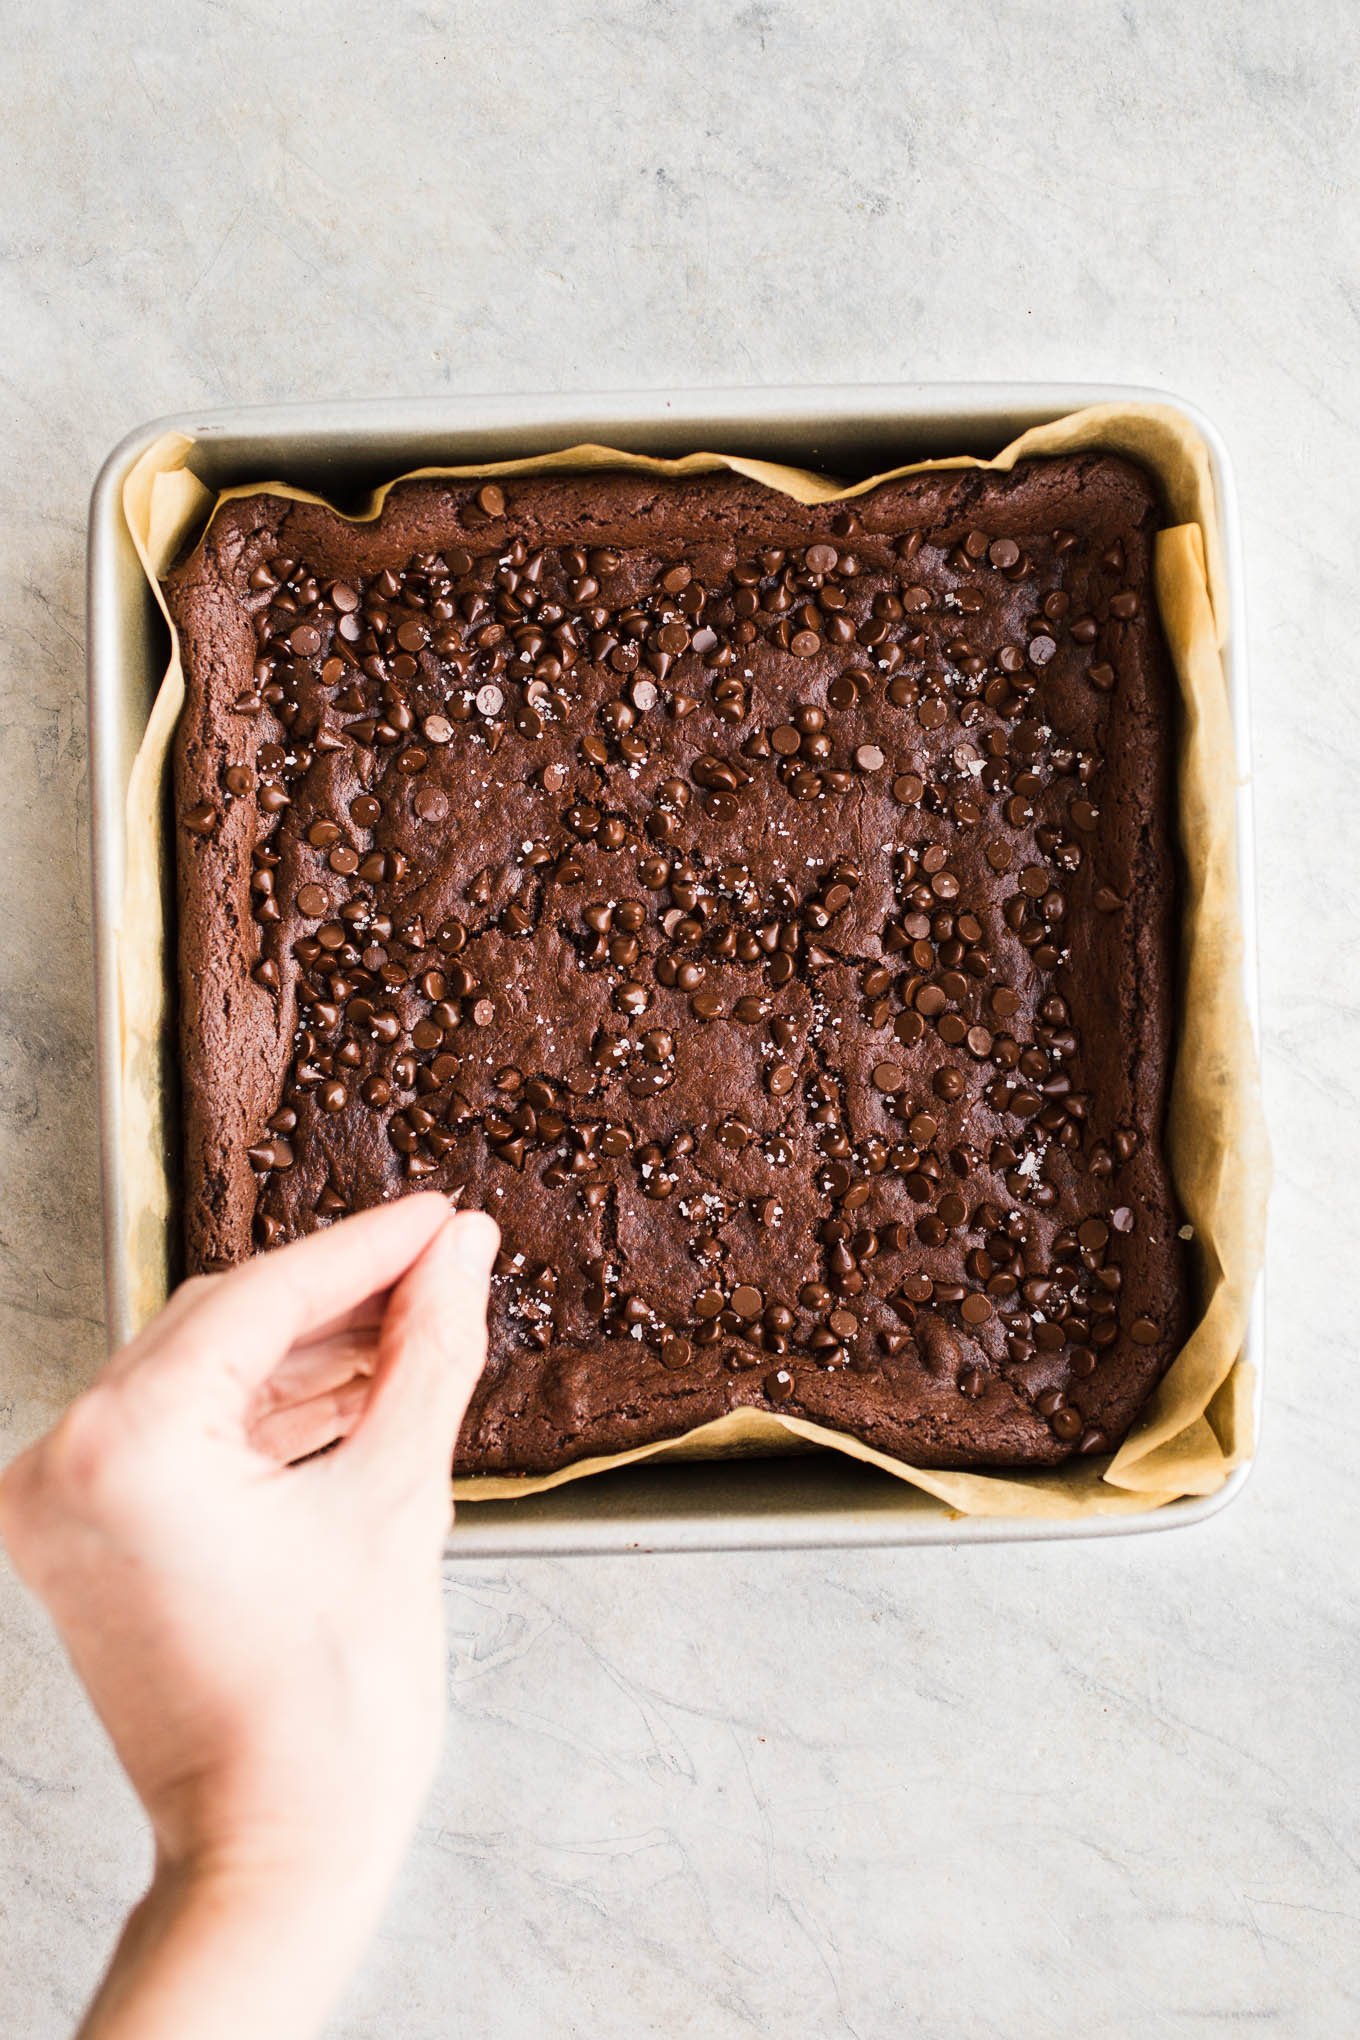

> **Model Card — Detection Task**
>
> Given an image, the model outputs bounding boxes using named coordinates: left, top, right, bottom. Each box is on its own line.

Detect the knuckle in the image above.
left=0, top=1445, right=41, bottom=1549
left=0, top=1393, right=122, bottom=1564
left=42, top=1390, right=134, bottom=1505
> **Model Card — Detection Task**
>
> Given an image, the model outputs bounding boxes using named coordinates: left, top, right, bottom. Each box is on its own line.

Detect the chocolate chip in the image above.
left=413, top=787, right=448, bottom=821
left=476, top=483, right=505, bottom=517
left=1129, top=1317, right=1159, bottom=1345
left=854, top=744, right=885, bottom=774
left=247, top=1137, right=293, bottom=1171
left=182, top=801, right=217, bottom=836
left=296, top=884, right=327, bottom=917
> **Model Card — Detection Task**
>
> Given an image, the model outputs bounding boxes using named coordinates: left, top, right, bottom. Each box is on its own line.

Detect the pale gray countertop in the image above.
left=1, top=2, right=1356, bottom=2034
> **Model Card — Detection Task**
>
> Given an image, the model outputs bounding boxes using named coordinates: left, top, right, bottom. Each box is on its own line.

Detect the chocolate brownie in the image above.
left=166, top=459, right=1188, bottom=1475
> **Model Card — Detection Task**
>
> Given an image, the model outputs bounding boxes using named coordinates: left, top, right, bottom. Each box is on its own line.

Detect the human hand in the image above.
left=0, top=1195, right=497, bottom=2039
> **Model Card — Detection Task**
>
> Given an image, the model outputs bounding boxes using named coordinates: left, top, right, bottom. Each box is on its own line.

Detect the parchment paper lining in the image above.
left=116, top=403, right=1268, bottom=1519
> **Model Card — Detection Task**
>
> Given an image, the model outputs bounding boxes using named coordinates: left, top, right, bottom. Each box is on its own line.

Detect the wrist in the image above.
left=151, top=1835, right=395, bottom=1951
left=79, top=1847, right=394, bottom=2040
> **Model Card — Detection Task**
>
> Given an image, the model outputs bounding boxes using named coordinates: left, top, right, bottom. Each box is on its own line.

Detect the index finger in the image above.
left=131, top=1196, right=456, bottom=1409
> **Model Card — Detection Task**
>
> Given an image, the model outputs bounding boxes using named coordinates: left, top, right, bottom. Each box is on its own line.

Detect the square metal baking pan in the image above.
left=88, top=383, right=1263, bottom=1553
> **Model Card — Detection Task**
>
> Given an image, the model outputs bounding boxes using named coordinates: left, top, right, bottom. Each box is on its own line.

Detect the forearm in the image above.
left=79, top=1858, right=388, bottom=2040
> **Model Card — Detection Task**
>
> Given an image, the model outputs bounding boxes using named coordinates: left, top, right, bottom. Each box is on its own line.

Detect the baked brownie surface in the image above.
left=167, top=459, right=1187, bottom=1475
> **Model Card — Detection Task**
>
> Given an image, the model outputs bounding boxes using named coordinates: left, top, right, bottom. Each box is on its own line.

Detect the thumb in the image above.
left=343, top=1209, right=499, bottom=1500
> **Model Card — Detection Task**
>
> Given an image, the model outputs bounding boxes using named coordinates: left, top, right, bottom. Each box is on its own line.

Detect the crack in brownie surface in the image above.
left=167, top=460, right=1188, bottom=1474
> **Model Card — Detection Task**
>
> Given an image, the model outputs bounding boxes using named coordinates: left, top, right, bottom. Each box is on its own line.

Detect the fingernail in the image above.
left=446, top=1209, right=500, bottom=1271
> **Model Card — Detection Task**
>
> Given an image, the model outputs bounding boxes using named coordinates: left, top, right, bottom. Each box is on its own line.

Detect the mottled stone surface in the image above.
left=0, top=2, right=1355, bottom=2034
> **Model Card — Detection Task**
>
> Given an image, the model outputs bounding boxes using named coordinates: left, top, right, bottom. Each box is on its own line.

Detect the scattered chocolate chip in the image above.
left=182, top=801, right=218, bottom=836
